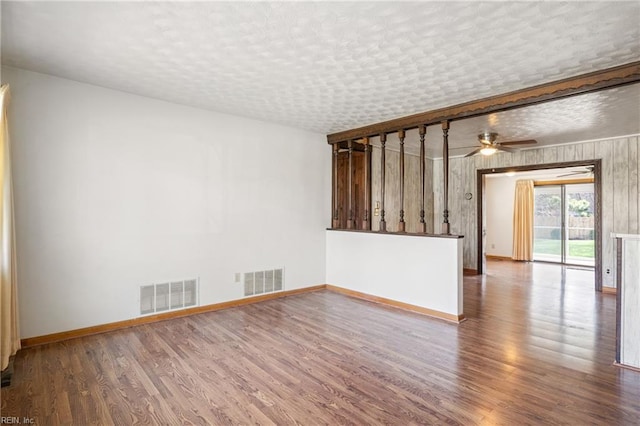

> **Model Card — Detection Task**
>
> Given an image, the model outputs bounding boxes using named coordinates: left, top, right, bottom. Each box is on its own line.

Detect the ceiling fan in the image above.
left=464, top=132, right=537, bottom=157
left=557, top=165, right=595, bottom=178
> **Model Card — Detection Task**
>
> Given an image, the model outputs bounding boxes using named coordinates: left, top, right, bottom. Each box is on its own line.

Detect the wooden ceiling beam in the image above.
left=326, top=61, right=640, bottom=144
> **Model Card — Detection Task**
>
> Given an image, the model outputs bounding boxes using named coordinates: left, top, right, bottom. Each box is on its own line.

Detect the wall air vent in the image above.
left=140, top=278, right=198, bottom=316
left=241, top=268, right=284, bottom=297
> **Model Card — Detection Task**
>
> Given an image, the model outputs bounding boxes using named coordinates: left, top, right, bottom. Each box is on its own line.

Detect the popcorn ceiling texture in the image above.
left=2, top=1, right=639, bottom=141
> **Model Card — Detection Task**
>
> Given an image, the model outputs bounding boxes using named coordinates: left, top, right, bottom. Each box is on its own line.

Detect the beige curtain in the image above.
left=1, top=85, right=20, bottom=371
left=512, top=179, right=534, bottom=261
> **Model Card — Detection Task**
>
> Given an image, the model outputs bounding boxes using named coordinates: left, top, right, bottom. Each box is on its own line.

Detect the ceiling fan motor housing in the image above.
left=478, top=132, right=498, bottom=145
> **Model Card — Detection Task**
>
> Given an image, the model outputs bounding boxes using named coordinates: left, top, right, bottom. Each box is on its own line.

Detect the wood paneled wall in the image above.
left=371, top=146, right=434, bottom=233
left=432, top=136, right=640, bottom=288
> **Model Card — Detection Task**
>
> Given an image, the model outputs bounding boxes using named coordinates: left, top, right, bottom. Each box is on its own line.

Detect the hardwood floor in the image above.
left=2, top=260, right=639, bottom=425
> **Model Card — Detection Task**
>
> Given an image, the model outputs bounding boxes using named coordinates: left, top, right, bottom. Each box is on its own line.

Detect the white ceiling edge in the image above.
left=4, top=64, right=638, bottom=161
left=0, top=64, right=330, bottom=138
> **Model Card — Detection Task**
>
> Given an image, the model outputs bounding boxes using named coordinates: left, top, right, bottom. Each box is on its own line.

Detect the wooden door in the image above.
left=336, top=150, right=370, bottom=229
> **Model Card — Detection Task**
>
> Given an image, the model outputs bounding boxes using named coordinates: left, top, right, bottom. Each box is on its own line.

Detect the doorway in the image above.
left=476, top=160, right=602, bottom=291
left=533, top=182, right=595, bottom=267
left=335, top=144, right=370, bottom=229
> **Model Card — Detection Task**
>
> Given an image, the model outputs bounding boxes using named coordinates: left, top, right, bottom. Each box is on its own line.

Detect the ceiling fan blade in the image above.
left=464, top=147, right=484, bottom=157
left=450, top=145, right=482, bottom=150
left=497, top=145, right=518, bottom=153
left=557, top=167, right=594, bottom=178
left=500, top=139, right=538, bottom=146
left=557, top=171, right=585, bottom=178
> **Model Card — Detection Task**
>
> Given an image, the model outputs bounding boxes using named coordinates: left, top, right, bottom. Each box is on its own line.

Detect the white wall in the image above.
left=0, top=17, right=2, bottom=86
left=4, top=67, right=331, bottom=338
left=0, top=2, right=2, bottom=84
left=485, top=175, right=516, bottom=257
left=326, top=231, right=463, bottom=318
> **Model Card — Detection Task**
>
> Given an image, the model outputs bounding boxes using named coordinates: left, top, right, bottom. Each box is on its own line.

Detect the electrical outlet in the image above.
left=235, top=273, right=240, bottom=283
left=606, top=268, right=610, bottom=274
left=491, top=244, right=495, bottom=249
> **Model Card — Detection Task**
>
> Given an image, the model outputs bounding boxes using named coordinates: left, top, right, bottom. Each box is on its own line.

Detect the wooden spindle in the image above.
left=419, top=125, right=427, bottom=233
left=347, top=140, right=354, bottom=229
left=398, top=129, right=406, bottom=233
left=362, top=137, right=371, bottom=230
left=442, top=121, right=450, bottom=234
left=332, top=144, right=339, bottom=228
left=380, top=133, right=387, bottom=232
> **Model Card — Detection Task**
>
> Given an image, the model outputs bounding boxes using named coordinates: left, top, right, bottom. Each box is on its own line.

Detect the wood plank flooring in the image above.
left=2, top=260, right=639, bottom=425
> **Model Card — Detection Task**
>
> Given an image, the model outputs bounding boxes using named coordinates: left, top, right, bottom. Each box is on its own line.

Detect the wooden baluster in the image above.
left=362, top=137, right=371, bottom=230
left=332, top=144, right=339, bottom=228
left=419, top=125, right=427, bottom=233
left=398, top=129, right=406, bottom=233
left=442, top=121, right=451, bottom=234
left=380, top=133, right=387, bottom=232
left=347, top=140, right=354, bottom=229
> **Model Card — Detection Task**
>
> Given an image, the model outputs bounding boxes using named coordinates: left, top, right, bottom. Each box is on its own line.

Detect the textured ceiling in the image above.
left=2, top=1, right=640, bottom=154
left=394, top=84, right=640, bottom=157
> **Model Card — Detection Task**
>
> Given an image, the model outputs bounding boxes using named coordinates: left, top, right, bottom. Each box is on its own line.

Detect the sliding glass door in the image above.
left=533, top=183, right=595, bottom=266
left=566, top=184, right=595, bottom=266
left=533, top=185, right=563, bottom=263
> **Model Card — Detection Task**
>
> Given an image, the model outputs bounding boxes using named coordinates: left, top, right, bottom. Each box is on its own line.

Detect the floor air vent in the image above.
left=242, top=268, right=283, bottom=297
left=140, top=278, right=198, bottom=315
